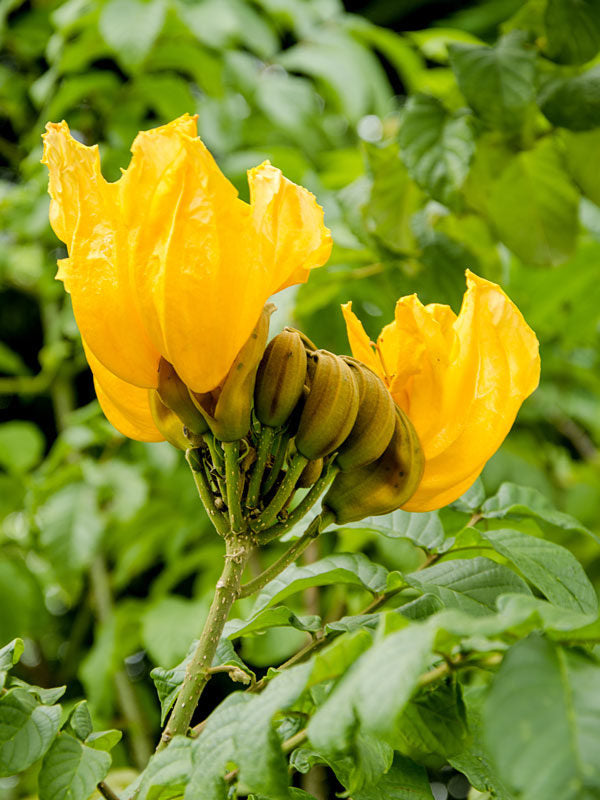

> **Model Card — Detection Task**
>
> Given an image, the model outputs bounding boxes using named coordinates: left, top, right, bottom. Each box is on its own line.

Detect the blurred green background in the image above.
left=1, top=0, right=600, bottom=796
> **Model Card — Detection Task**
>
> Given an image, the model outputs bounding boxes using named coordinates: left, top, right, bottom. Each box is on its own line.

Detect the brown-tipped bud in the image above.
left=295, top=350, right=360, bottom=460
left=336, top=358, right=396, bottom=471
left=297, top=457, right=324, bottom=488
left=323, top=406, right=424, bottom=524
left=284, top=326, right=318, bottom=353
left=190, top=305, right=274, bottom=441
left=148, top=389, right=191, bottom=451
left=157, top=358, right=208, bottom=435
left=254, top=330, right=307, bottom=427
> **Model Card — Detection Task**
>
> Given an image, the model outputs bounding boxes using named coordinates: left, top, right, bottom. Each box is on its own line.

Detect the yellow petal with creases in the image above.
left=84, top=341, right=163, bottom=442
left=343, top=270, right=540, bottom=511
left=42, top=121, right=160, bottom=389
left=340, top=303, right=385, bottom=380
left=248, top=161, right=332, bottom=293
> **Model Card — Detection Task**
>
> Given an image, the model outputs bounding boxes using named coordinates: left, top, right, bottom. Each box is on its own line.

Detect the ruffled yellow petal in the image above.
left=340, top=303, right=385, bottom=380
left=83, top=341, right=163, bottom=442
left=42, top=122, right=160, bottom=389
left=343, top=270, right=540, bottom=512
left=248, top=162, right=332, bottom=293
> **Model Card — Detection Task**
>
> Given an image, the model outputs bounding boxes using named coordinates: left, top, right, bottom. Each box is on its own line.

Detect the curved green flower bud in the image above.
left=148, top=390, right=193, bottom=451
left=323, top=406, right=424, bottom=524
left=254, top=330, right=307, bottom=427
left=297, top=457, right=324, bottom=488
left=295, top=350, right=359, bottom=460
left=190, top=305, right=274, bottom=441
left=157, top=358, right=208, bottom=435
left=336, top=357, right=396, bottom=471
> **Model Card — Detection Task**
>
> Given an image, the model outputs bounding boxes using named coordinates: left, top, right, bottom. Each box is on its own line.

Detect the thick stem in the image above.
left=186, top=449, right=228, bottom=536
left=254, top=452, right=309, bottom=531
left=238, top=514, right=323, bottom=598
left=222, top=441, right=245, bottom=532
left=157, top=538, right=249, bottom=750
left=246, top=426, right=276, bottom=508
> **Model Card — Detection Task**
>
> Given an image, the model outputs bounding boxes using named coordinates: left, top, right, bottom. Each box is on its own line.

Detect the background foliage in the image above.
left=1, top=0, right=600, bottom=798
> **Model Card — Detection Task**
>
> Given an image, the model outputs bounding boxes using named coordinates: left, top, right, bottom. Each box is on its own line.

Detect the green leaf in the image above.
left=99, top=0, right=166, bottom=72
left=544, top=0, right=600, bottom=64
left=38, top=733, right=111, bottom=800
left=0, top=639, right=23, bottom=673
left=449, top=31, right=536, bottom=132
left=394, top=681, right=468, bottom=768
left=398, top=94, right=475, bottom=208
left=351, top=753, right=434, bottom=800
left=308, top=629, right=373, bottom=687
left=224, top=607, right=322, bottom=640
left=362, top=141, right=421, bottom=254
left=8, top=680, right=66, bottom=706
left=132, top=735, right=191, bottom=800
left=66, top=701, right=93, bottom=741
left=277, top=29, right=389, bottom=120
left=481, top=483, right=598, bottom=541
left=0, top=421, right=44, bottom=473
left=141, top=595, right=208, bottom=668
left=346, top=509, right=446, bottom=550
left=480, top=528, right=597, bottom=614
left=235, top=663, right=312, bottom=799
left=308, top=624, right=435, bottom=759
left=186, top=693, right=253, bottom=800
left=487, top=137, right=579, bottom=266
left=37, top=484, right=104, bottom=583
left=406, top=557, right=532, bottom=616
left=539, top=66, right=600, bottom=130
left=449, top=686, right=513, bottom=799
left=251, top=554, right=389, bottom=614
left=562, top=129, right=600, bottom=205
left=0, top=688, right=61, bottom=777
left=85, top=729, right=122, bottom=752
left=485, top=635, right=600, bottom=798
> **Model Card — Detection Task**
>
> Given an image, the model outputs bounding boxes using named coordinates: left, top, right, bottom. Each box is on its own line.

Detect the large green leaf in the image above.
left=544, top=0, right=600, bottom=64
left=186, top=693, right=252, bottom=800
left=234, top=663, right=312, bottom=799
left=308, top=624, right=435, bottom=759
left=406, top=557, right=531, bottom=616
left=449, top=31, right=536, bottom=132
left=485, top=635, right=600, bottom=799
left=394, top=681, right=468, bottom=768
left=539, top=66, right=600, bottom=131
left=398, top=94, right=475, bottom=208
left=481, top=483, right=597, bottom=541
left=38, top=732, right=111, bottom=800
left=99, top=0, right=166, bottom=72
left=480, top=528, right=597, bottom=614
left=0, top=421, right=44, bottom=473
left=562, top=129, right=600, bottom=205
left=251, top=554, right=389, bottom=614
left=132, top=735, right=191, bottom=800
left=224, top=607, right=321, bottom=640
left=487, top=138, right=579, bottom=266
left=0, top=688, right=61, bottom=776
left=346, top=509, right=446, bottom=550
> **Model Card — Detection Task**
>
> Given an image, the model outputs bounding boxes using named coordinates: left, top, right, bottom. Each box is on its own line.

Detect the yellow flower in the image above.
left=342, top=271, right=540, bottom=512
left=42, top=114, right=332, bottom=441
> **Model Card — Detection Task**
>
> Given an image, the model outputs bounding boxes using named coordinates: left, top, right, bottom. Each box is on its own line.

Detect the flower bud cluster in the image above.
left=147, top=306, right=424, bottom=533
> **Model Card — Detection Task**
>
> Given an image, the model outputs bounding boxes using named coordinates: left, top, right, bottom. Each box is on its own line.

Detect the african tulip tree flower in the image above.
left=42, top=114, right=332, bottom=441
left=342, top=271, right=540, bottom=512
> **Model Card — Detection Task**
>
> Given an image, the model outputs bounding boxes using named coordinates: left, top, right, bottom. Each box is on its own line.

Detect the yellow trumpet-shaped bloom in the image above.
left=42, top=115, right=332, bottom=441
left=342, top=271, right=540, bottom=512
